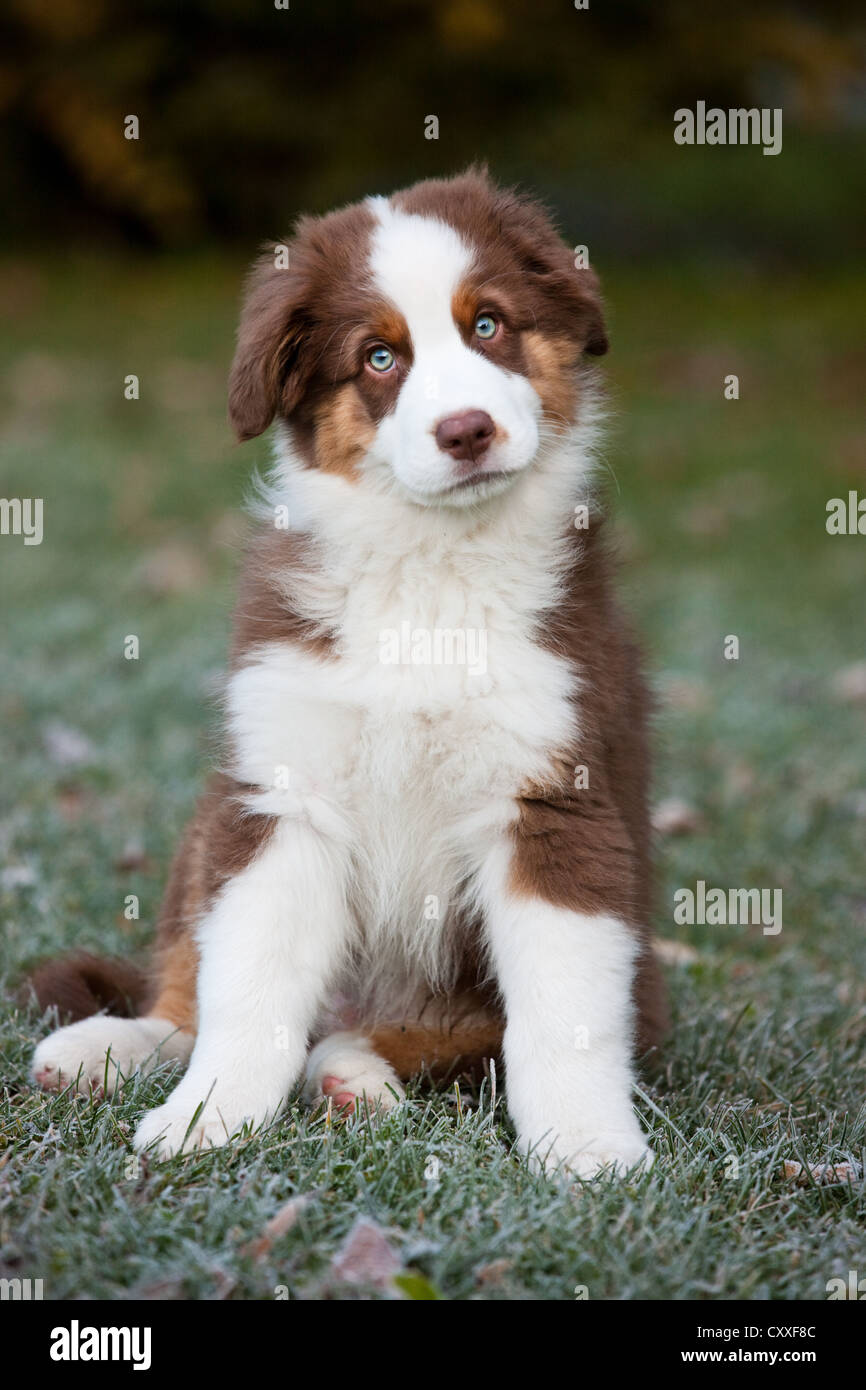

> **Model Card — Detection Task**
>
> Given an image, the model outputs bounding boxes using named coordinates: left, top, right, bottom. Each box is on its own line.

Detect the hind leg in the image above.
left=32, top=1016, right=193, bottom=1096
left=32, top=926, right=197, bottom=1097
left=303, top=987, right=503, bottom=1114
left=304, top=1032, right=405, bottom=1114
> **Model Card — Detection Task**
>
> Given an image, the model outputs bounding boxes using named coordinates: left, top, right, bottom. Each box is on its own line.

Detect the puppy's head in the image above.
left=229, top=168, right=607, bottom=508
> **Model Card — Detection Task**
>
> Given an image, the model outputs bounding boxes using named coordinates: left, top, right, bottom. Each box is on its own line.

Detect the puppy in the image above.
left=31, top=168, right=667, bottom=1176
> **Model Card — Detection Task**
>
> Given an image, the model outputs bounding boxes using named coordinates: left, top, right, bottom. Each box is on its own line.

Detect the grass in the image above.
left=1, top=250, right=865, bottom=1300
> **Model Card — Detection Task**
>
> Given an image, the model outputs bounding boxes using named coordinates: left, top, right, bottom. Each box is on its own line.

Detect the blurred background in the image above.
left=1, top=0, right=864, bottom=259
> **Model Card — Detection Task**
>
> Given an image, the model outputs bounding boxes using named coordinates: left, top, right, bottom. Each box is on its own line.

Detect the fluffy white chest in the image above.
left=228, top=559, right=576, bottom=974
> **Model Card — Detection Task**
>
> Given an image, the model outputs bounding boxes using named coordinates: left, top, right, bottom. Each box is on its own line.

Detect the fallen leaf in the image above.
left=329, top=1216, right=402, bottom=1291
left=475, top=1257, right=512, bottom=1287
left=242, top=1194, right=311, bottom=1260
left=782, top=1159, right=861, bottom=1186
left=137, top=1277, right=185, bottom=1299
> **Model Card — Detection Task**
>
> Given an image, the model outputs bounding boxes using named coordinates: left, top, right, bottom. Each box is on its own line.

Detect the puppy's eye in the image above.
left=367, top=346, right=395, bottom=373
left=474, top=313, right=498, bottom=340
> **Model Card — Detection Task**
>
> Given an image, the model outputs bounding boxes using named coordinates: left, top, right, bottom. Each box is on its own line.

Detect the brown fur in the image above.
left=523, top=332, right=581, bottom=428
left=27, top=952, right=149, bottom=1024
left=140, top=772, right=277, bottom=1033
left=509, top=515, right=667, bottom=1053
left=370, top=989, right=503, bottom=1082
left=313, top=383, right=377, bottom=479
left=229, top=528, right=336, bottom=667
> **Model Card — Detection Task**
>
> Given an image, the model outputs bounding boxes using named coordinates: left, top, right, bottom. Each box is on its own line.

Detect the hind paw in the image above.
left=305, top=1032, right=404, bottom=1117
left=31, top=1016, right=192, bottom=1097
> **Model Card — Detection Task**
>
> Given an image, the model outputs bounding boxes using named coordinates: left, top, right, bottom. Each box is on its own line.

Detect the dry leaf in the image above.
left=782, top=1159, right=861, bottom=1186
left=475, top=1257, right=512, bottom=1287
left=242, top=1194, right=311, bottom=1260
left=329, top=1216, right=402, bottom=1290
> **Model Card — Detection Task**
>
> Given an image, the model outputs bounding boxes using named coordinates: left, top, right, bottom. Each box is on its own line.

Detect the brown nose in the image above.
left=434, top=410, right=495, bottom=463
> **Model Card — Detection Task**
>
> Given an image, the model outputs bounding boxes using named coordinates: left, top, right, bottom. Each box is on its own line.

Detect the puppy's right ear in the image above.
left=228, top=246, right=310, bottom=442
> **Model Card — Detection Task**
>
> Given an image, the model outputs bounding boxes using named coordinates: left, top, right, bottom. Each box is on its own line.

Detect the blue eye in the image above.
left=474, top=313, right=498, bottom=340
left=368, top=346, right=395, bottom=372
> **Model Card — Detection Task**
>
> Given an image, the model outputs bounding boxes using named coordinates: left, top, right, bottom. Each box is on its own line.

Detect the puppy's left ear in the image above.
left=228, top=245, right=311, bottom=442
left=530, top=253, right=609, bottom=357
left=570, top=265, right=608, bottom=356
left=505, top=190, right=609, bottom=356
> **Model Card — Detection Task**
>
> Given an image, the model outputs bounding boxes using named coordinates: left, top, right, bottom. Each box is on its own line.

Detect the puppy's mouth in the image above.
left=440, top=468, right=516, bottom=497
left=453, top=468, right=504, bottom=488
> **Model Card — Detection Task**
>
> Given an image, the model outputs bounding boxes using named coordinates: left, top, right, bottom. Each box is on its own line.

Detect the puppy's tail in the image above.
left=25, top=952, right=149, bottom=1023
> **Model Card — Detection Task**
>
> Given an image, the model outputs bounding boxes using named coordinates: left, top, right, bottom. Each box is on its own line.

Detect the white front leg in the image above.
left=479, top=846, right=651, bottom=1179
left=134, top=816, right=352, bottom=1157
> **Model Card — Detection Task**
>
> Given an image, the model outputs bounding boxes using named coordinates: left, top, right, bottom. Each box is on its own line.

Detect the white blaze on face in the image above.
left=366, top=199, right=541, bottom=505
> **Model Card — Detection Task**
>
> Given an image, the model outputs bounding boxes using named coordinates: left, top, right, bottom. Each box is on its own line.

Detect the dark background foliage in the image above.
left=2, top=0, right=864, bottom=261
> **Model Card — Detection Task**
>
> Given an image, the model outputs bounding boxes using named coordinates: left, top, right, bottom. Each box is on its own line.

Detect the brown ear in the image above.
left=528, top=254, right=609, bottom=358
left=573, top=266, right=609, bottom=356
left=536, top=248, right=608, bottom=357
left=228, top=247, right=310, bottom=441
left=502, top=191, right=609, bottom=357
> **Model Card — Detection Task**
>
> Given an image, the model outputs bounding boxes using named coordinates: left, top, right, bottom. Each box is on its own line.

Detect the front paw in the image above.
left=134, top=1091, right=267, bottom=1158
left=531, top=1128, right=654, bottom=1180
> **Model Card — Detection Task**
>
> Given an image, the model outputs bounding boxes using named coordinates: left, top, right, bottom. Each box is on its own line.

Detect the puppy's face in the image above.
left=229, top=169, right=607, bottom=508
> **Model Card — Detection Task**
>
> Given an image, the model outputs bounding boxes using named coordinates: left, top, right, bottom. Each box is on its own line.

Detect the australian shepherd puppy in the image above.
left=31, top=168, right=666, bottom=1177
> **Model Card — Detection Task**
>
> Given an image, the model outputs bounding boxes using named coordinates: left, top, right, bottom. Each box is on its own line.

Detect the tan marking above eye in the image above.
left=451, top=282, right=479, bottom=333
left=365, top=305, right=412, bottom=363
